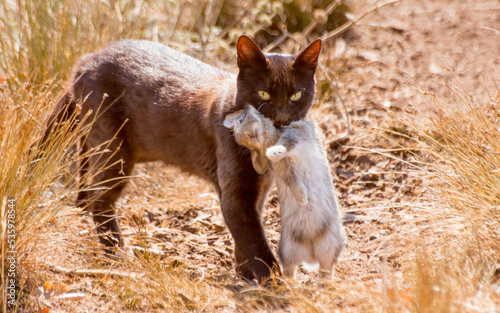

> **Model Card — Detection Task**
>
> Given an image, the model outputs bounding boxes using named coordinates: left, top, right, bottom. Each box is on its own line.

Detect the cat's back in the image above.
left=73, top=40, right=232, bottom=91
left=69, top=40, right=236, bottom=171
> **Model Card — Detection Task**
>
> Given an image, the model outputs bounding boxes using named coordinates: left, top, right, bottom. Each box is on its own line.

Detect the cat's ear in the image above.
left=237, top=35, right=266, bottom=69
left=294, top=39, right=322, bottom=71
left=251, top=150, right=269, bottom=174
left=223, top=110, right=246, bottom=129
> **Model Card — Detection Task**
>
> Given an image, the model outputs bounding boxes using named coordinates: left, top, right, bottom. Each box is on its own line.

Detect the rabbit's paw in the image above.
left=266, top=145, right=287, bottom=161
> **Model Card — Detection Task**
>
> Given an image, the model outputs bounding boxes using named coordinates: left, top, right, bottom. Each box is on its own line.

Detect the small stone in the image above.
left=343, top=212, right=357, bottom=224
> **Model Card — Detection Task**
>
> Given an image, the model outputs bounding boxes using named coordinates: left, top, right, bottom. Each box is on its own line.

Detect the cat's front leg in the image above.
left=217, top=145, right=279, bottom=283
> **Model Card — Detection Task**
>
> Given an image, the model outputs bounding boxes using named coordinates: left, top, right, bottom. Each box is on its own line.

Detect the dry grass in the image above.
left=385, top=79, right=500, bottom=312
left=0, top=83, right=88, bottom=311
left=0, top=1, right=357, bottom=311
left=0, top=1, right=155, bottom=310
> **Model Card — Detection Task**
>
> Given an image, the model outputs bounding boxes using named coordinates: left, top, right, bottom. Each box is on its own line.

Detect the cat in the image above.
left=224, top=105, right=346, bottom=284
left=43, top=35, right=321, bottom=283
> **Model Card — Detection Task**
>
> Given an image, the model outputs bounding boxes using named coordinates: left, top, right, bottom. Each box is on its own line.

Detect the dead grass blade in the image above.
left=388, top=77, right=500, bottom=312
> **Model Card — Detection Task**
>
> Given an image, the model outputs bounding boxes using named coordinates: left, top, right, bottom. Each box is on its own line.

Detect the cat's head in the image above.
left=235, top=35, right=321, bottom=126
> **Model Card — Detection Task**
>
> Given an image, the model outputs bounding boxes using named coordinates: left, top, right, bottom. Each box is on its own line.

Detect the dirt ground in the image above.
left=24, top=0, right=500, bottom=311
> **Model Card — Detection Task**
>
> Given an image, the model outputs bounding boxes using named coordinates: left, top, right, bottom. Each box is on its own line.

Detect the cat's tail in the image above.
left=26, top=91, right=79, bottom=187
left=39, top=92, right=77, bottom=149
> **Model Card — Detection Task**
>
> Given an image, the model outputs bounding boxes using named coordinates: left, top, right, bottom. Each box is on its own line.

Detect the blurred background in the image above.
left=0, top=0, right=359, bottom=88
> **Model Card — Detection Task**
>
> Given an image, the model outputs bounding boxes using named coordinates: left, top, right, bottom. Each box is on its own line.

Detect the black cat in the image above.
left=44, top=36, right=321, bottom=283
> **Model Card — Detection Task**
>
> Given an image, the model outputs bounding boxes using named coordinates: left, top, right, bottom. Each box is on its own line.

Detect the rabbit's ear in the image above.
left=223, top=110, right=246, bottom=129
left=251, top=150, right=269, bottom=174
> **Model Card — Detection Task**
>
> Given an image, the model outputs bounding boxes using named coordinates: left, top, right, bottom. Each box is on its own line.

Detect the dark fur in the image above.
left=290, top=218, right=332, bottom=245
left=44, top=36, right=321, bottom=283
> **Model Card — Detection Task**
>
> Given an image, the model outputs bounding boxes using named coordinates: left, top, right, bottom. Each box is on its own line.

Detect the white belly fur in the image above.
left=275, top=136, right=346, bottom=277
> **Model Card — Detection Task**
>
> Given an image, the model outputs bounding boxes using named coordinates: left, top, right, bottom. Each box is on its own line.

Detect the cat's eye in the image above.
left=258, top=91, right=271, bottom=101
left=290, top=91, right=302, bottom=101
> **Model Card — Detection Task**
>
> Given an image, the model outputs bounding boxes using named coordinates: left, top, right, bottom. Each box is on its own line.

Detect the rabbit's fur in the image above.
left=224, top=105, right=346, bottom=283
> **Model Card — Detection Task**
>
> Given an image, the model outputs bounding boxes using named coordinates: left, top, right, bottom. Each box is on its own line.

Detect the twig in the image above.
left=300, top=0, right=340, bottom=40
left=264, top=32, right=294, bottom=53
left=47, top=264, right=144, bottom=280
left=481, top=26, right=500, bottom=35
left=219, top=1, right=254, bottom=39
left=265, top=0, right=400, bottom=52
left=331, top=79, right=352, bottom=135
left=321, top=65, right=352, bottom=134
left=264, top=1, right=340, bottom=52
left=322, top=0, right=401, bottom=42
left=169, top=2, right=187, bottom=40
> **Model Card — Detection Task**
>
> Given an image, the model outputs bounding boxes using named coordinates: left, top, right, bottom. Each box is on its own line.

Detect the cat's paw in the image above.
left=266, top=145, right=287, bottom=162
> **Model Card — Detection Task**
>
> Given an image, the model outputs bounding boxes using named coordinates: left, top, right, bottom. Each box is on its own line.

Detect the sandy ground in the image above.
left=22, top=0, right=500, bottom=311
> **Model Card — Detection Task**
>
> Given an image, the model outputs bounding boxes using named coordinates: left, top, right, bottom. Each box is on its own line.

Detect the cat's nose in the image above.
left=275, top=112, right=289, bottom=126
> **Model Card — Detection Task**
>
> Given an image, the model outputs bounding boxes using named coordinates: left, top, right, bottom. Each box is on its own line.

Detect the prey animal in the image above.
left=224, top=105, right=346, bottom=282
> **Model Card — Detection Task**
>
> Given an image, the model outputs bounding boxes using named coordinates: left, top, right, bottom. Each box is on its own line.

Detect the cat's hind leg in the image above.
left=85, top=139, right=135, bottom=255
left=76, top=138, right=91, bottom=208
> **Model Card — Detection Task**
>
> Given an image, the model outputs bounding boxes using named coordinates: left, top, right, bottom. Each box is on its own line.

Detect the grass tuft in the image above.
left=390, top=79, right=500, bottom=312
